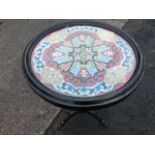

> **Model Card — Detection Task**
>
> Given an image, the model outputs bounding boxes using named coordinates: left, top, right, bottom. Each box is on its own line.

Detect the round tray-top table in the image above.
left=23, top=21, right=143, bottom=125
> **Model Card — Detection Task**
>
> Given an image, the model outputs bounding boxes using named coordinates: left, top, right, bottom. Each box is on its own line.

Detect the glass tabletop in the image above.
left=31, top=25, right=136, bottom=97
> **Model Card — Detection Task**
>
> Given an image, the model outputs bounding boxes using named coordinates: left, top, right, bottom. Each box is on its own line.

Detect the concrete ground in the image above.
left=0, top=19, right=127, bottom=135
left=45, top=20, right=155, bottom=135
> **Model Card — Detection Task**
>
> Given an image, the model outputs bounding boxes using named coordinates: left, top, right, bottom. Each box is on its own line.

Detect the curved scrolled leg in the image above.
left=87, top=111, right=108, bottom=127
left=57, top=110, right=107, bottom=129
left=57, top=111, right=78, bottom=129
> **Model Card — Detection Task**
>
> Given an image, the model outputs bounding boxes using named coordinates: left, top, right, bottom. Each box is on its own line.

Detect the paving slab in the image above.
left=0, top=19, right=128, bottom=135
left=0, top=20, right=62, bottom=135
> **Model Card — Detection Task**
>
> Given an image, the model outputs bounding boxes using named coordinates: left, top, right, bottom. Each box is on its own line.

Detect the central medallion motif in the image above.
left=71, top=45, right=94, bottom=64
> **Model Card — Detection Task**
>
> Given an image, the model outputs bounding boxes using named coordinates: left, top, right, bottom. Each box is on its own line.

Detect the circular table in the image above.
left=23, top=21, right=144, bottom=111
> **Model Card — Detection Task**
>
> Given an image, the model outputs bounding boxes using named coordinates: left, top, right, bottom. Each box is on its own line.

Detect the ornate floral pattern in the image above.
left=31, top=26, right=136, bottom=97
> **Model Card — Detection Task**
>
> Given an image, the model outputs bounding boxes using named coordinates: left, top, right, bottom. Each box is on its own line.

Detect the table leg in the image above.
left=57, top=110, right=107, bottom=129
